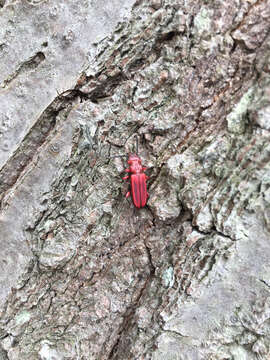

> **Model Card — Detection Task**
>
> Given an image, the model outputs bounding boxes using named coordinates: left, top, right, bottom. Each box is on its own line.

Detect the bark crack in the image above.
left=0, top=51, right=45, bottom=89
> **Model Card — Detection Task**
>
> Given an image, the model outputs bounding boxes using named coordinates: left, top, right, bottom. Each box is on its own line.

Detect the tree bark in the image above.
left=1, top=0, right=270, bottom=359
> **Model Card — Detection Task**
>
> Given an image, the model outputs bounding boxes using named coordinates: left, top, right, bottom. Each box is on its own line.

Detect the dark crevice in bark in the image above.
left=88, top=73, right=129, bottom=103
left=259, top=279, right=270, bottom=290
left=144, top=240, right=156, bottom=276
left=191, top=222, right=235, bottom=242
left=108, top=281, right=150, bottom=359
left=0, top=51, right=46, bottom=88
left=158, top=30, right=178, bottom=42
left=108, top=242, right=156, bottom=360
left=0, top=83, right=95, bottom=210
left=0, top=99, right=73, bottom=208
left=75, top=21, right=181, bottom=104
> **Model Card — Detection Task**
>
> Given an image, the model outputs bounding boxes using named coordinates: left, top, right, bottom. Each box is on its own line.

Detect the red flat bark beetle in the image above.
left=112, top=136, right=149, bottom=208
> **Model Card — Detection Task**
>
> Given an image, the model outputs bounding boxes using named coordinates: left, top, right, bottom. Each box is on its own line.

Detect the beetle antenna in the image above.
left=135, top=135, right=139, bottom=154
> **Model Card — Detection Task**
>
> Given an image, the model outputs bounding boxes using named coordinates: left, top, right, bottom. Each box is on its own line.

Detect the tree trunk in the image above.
left=1, top=0, right=270, bottom=359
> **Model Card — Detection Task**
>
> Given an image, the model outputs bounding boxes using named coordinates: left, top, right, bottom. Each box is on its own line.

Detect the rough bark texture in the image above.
left=0, top=0, right=270, bottom=359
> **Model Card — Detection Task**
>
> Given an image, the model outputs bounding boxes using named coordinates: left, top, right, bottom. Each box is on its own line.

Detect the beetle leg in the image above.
left=146, top=176, right=149, bottom=180
left=125, top=191, right=131, bottom=198
left=122, top=176, right=129, bottom=180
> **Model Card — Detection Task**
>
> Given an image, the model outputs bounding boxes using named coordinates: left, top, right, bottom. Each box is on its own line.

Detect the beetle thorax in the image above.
left=128, top=153, right=143, bottom=174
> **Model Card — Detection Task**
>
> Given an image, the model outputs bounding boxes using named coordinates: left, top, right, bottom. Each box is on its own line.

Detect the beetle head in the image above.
left=127, top=153, right=141, bottom=164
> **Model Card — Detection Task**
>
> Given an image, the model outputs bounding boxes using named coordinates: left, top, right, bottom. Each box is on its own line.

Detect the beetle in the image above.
left=112, top=136, right=149, bottom=208
left=122, top=153, right=149, bottom=208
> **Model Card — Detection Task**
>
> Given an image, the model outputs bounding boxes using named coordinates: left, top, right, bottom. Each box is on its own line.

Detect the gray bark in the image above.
left=0, top=0, right=270, bottom=359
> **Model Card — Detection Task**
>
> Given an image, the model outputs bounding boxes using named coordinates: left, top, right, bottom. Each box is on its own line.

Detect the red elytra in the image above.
left=122, top=153, right=149, bottom=208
